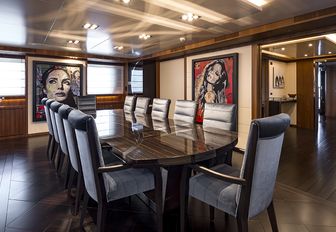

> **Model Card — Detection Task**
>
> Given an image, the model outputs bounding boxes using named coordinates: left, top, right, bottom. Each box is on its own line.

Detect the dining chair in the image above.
left=123, top=95, right=137, bottom=112
left=46, top=99, right=60, bottom=167
left=134, top=97, right=150, bottom=114
left=50, top=101, right=68, bottom=176
left=173, top=100, right=197, bottom=124
left=180, top=113, right=290, bottom=232
left=151, top=98, right=171, bottom=119
left=77, top=95, right=97, bottom=117
left=203, top=103, right=237, bottom=165
left=68, top=109, right=163, bottom=232
left=41, top=98, right=54, bottom=161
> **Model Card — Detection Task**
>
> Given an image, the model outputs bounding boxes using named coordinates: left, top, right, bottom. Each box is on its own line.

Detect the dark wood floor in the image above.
left=1, top=118, right=336, bottom=231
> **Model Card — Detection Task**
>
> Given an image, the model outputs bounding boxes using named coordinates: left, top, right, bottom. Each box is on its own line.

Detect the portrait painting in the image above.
left=33, top=61, right=83, bottom=122
left=192, top=53, right=238, bottom=123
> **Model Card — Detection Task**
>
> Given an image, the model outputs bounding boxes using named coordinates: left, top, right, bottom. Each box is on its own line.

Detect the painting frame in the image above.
left=192, top=53, right=238, bottom=123
left=32, top=61, right=83, bottom=122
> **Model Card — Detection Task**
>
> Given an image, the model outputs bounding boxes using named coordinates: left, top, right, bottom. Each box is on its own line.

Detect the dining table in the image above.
left=94, top=109, right=238, bottom=212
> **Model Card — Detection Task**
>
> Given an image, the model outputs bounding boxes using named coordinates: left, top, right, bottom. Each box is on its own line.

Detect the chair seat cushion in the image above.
left=104, top=168, right=155, bottom=202
left=189, top=163, right=240, bottom=216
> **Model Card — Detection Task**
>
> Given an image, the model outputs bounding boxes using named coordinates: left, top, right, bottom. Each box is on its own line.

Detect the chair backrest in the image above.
left=68, top=109, right=106, bottom=203
left=124, top=95, right=137, bottom=112
left=203, top=103, right=237, bottom=131
left=173, top=100, right=197, bottom=124
left=59, top=105, right=79, bottom=172
left=151, top=98, right=171, bottom=119
left=51, top=101, right=68, bottom=155
left=152, top=118, right=171, bottom=133
left=41, top=98, right=53, bottom=136
left=134, top=97, right=150, bottom=114
left=47, top=99, right=59, bottom=143
left=124, top=112, right=136, bottom=123
left=77, top=95, right=97, bottom=117
left=237, top=113, right=290, bottom=218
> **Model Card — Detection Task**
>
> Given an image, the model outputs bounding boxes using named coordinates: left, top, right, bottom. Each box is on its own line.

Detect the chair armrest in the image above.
left=98, top=164, right=130, bottom=173
left=190, top=164, right=246, bottom=186
left=233, top=147, right=245, bottom=154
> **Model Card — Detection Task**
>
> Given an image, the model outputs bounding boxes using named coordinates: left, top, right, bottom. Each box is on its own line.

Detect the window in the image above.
left=0, top=58, right=25, bottom=96
left=130, top=68, right=143, bottom=94
left=87, top=64, right=124, bottom=95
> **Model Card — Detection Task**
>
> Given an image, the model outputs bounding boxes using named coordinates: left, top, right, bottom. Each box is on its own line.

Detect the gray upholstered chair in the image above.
left=124, top=95, right=137, bottom=112
left=134, top=97, right=150, bottom=114
left=68, top=109, right=163, bottom=232
left=174, top=100, right=197, bottom=124
left=203, top=103, right=237, bottom=165
left=152, top=118, right=171, bottom=134
left=50, top=101, right=68, bottom=175
left=41, top=98, right=54, bottom=160
left=203, top=103, right=237, bottom=131
left=151, top=98, right=171, bottom=119
left=77, top=95, right=97, bottom=117
left=46, top=99, right=60, bottom=166
left=180, top=113, right=290, bottom=232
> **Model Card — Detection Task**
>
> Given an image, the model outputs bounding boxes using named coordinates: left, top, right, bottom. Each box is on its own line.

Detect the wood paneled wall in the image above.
left=297, top=60, right=315, bottom=129
left=0, top=98, right=27, bottom=139
left=96, top=95, right=124, bottom=109
left=326, top=67, right=336, bottom=117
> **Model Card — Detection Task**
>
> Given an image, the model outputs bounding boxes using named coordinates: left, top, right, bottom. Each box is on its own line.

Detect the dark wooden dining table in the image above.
left=95, top=109, right=238, bottom=211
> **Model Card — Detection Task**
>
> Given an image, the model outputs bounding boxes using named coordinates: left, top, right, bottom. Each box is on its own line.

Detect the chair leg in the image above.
left=96, top=202, right=107, bottom=232
left=180, top=166, right=191, bottom=232
left=50, top=141, right=57, bottom=165
left=267, top=201, right=279, bottom=232
left=225, top=150, right=233, bottom=166
left=209, top=206, right=215, bottom=221
left=57, top=152, right=65, bottom=175
left=154, top=167, right=163, bottom=232
left=47, top=134, right=52, bottom=160
left=67, top=167, right=76, bottom=197
left=74, top=173, right=84, bottom=216
left=237, top=216, right=248, bottom=232
left=80, top=191, right=89, bottom=229
left=63, top=157, right=71, bottom=189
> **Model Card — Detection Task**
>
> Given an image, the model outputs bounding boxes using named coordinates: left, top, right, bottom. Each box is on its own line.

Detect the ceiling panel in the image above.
left=0, top=0, right=335, bottom=58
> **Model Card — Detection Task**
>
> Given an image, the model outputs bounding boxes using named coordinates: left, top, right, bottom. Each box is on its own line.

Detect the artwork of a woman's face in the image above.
left=206, top=63, right=223, bottom=84
left=44, top=69, right=71, bottom=102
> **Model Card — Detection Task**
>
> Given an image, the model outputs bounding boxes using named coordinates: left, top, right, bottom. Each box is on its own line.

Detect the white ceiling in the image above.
left=0, top=0, right=336, bottom=58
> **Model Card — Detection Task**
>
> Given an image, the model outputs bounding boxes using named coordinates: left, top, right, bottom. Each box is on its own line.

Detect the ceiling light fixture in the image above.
left=281, top=47, right=285, bottom=51
left=74, top=40, right=80, bottom=44
left=122, top=0, right=131, bottom=4
left=328, top=51, right=332, bottom=54
left=242, top=0, right=268, bottom=9
left=180, top=37, right=186, bottom=42
left=139, top=33, right=151, bottom=40
left=304, top=54, right=308, bottom=57
left=83, top=23, right=99, bottom=30
left=308, top=43, right=313, bottom=47
left=181, top=13, right=200, bottom=22
left=113, top=45, right=124, bottom=50
left=68, top=40, right=73, bottom=44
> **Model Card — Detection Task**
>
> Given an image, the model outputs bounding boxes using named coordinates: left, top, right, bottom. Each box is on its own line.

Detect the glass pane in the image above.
left=0, top=58, right=25, bottom=96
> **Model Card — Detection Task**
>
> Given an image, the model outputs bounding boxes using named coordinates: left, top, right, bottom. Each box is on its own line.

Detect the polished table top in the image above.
left=96, top=109, right=238, bottom=166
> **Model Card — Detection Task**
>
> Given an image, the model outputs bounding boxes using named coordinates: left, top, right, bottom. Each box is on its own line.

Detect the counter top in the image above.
left=269, top=98, right=297, bottom=103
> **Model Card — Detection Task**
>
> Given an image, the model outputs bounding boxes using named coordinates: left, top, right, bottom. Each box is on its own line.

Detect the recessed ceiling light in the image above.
left=139, top=33, right=151, bottom=40
left=245, top=0, right=268, bottom=7
left=83, top=23, right=99, bottom=30
left=304, top=54, right=308, bottom=57
left=328, top=51, right=332, bottom=54
left=181, top=13, right=200, bottom=22
left=180, top=37, right=186, bottom=42
left=122, top=0, right=130, bottom=3
left=281, top=47, right=285, bottom=51
left=308, top=43, right=313, bottom=47
left=68, top=40, right=73, bottom=44
left=74, top=40, right=80, bottom=44
left=113, top=45, right=124, bottom=50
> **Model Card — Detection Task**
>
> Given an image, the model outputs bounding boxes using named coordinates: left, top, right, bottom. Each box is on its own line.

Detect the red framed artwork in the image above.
left=192, top=53, right=238, bottom=123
